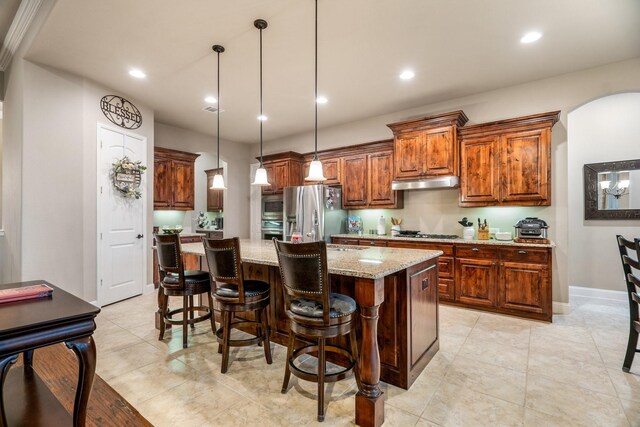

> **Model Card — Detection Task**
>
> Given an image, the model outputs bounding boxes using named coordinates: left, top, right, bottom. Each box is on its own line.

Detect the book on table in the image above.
left=0, top=283, right=54, bottom=304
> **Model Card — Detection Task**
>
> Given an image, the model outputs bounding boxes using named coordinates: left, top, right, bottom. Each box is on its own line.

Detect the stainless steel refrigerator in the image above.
left=283, top=185, right=347, bottom=242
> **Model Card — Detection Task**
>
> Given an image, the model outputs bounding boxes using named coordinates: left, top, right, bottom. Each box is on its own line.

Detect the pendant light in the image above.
left=305, top=0, right=326, bottom=181
left=252, top=19, right=271, bottom=186
left=210, top=44, right=227, bottom=190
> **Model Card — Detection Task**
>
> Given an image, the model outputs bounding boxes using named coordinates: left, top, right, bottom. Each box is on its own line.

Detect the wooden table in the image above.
left=166, top=239, right=441, bottom=427
left=0, top=280, right=100, bottom=426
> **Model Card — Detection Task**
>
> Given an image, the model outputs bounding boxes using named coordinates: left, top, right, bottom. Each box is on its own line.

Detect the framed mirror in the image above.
left=584, top=159, right=640, bottom=219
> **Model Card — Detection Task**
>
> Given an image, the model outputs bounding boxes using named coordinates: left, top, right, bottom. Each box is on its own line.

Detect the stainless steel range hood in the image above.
left=391, top=176, right=459, bottom=191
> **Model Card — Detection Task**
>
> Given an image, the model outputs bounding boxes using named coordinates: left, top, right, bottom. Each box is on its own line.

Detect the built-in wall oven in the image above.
left=261, top=195, right=284, bottom=240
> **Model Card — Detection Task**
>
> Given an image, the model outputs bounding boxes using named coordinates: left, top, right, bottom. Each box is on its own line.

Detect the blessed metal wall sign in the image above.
left=100, top=95, right=142, bottom=129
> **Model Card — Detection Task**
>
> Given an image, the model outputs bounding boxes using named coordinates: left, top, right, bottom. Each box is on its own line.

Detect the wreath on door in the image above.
left=111, top=156, right=147, bottom=199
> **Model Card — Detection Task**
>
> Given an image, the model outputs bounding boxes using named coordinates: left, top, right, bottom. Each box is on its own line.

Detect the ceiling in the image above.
left=24, top=0, right=640, bottom=144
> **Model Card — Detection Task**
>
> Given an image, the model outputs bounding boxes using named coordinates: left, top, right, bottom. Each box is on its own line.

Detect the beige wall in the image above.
left=154, top=122, right=251, bottom=238
left=568, top=92, right=640, bottom=292
left=257, top=57, right=640, bottom=304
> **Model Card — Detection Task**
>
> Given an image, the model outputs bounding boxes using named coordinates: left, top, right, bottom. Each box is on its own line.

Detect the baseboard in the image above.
left=89, top=300, right=99, bottom=308
left=144, top=283, right=155, bottom=295
left=552, top=301, right=571, bottom=315
left=569, top=285, right=627, bottom=302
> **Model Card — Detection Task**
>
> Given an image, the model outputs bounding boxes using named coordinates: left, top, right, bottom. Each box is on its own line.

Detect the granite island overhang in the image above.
left=174, top=239, right=442, bottom=427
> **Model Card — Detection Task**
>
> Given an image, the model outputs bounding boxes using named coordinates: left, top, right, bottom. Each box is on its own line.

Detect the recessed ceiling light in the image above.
left=257, top=115, right=268, bottom=121
left=204, top=96, right=217, bottom=104
left=128, top=68, right=146, bottom=79
left=316, top=96, right=328, bottom=104
left=399, top=70, right=415, bottom=80
left=520, top=31, right=542, bottom=44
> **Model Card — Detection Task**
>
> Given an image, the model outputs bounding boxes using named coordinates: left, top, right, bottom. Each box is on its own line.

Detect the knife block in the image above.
left=477, top=228, right=490, bottom=240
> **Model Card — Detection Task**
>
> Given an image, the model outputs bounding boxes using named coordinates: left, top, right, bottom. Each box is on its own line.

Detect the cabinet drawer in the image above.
left=498, top=247, right=548, bottom=263
left=456, top=245, right=498, bottom=259
left=438, top=256, right=454, bottom=278
left=387, top=241, right=454, bottom=256
left=359, top=239, right=388, bottom=247
left=332, top=237, right=361, bottom=245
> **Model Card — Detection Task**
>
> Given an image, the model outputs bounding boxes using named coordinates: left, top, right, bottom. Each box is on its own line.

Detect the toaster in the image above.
left=514, top=217, right=548, bottom=239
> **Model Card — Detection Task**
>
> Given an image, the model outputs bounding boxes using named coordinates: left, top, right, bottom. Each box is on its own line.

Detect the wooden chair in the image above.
left=154, top=233, right=215, bottom=349
left=273, top=238, right=360, bottom=422
left=616, top=235, right=640, bottom=372
left=203, top=237, right=272, bottom=373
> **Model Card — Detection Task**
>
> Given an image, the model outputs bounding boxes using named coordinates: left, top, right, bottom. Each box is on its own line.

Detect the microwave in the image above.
left=261, top=195, right=284, bottom=220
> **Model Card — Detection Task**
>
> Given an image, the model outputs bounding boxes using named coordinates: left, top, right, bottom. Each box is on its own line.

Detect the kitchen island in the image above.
left=172, top=239, right=442, bottom=427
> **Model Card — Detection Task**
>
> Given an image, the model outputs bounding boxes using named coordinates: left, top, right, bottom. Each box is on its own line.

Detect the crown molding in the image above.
left=0, top=0, right=45, bottom=71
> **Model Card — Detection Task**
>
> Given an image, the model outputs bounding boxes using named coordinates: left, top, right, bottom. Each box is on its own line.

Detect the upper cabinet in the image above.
left=341, top=141, right=403, bottom=209
left=154, top=147, right=200, bottom=210
left=303, top=157, right=342, bottom=186
left=387, top=111, right=469, bottom=180
left=205, top=168, right=224, bottom=212
left=259, top=152, right=304, bottom=195
left=459, top=111, right=560, bottom=207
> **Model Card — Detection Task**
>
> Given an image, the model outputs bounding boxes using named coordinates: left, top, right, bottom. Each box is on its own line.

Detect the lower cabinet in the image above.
left=455, top=258, right=498, bottom=307
left=332, top=236, right=552, bottom=321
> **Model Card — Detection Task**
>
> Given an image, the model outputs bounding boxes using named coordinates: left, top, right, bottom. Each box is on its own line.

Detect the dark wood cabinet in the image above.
left=205, top=168, right=224, bottom=212
left=259, top=152, right=304, bottom=195
left=342, top=147, right=403, bottom=209
left=455, top=257, right=498, bottom=307
left=303, top=157, right=342, bottom=185
left=459, top=111, right=559, bottom=207
left=154, top=147, right=200, bottom=210
left=387, top=111, right=468, bottom=181
left=333, top=236, right=552, bottom=321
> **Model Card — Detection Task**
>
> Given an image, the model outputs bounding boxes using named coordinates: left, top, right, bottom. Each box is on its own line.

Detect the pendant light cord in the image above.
left=217, top=49, right=221, bottom=170
left=259, top=25, right=264, bottom=166
left=314, top=0, right=318, bottom=161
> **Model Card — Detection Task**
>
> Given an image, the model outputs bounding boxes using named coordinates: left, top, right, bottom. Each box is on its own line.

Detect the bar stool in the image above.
left=154, top=233, right=216, bottom=349
left=203, top=237, right=272, bottom=373
left=617, top=235, right=640, bottom=372
left=273, top=238, right=360, bottom=422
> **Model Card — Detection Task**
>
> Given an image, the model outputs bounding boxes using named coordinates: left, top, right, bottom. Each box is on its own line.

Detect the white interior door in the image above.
left=98, top=124, right=147, bottom=306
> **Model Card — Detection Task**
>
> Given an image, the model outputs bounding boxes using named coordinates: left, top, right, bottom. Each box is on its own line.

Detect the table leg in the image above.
left=354, top=277, right=385, bottom=427
left=23, top=350, right=34, bottom=367
left=0, top=354, right=19, bottom=426
left=65, top=336, right=96, bottom=427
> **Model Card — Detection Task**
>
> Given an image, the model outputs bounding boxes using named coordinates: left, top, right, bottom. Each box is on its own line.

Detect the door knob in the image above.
left=136, top=234, right=144, bottom=239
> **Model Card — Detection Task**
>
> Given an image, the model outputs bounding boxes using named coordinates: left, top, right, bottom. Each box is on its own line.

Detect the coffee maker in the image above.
left=213, top=217, right=223, bottom=230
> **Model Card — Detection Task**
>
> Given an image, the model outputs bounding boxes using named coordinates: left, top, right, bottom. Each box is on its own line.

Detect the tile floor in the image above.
left=95, top=293, right=640, bottom=426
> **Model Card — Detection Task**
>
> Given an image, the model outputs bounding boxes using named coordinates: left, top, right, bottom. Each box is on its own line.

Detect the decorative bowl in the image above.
left=161, top=227, right=183, bottom=235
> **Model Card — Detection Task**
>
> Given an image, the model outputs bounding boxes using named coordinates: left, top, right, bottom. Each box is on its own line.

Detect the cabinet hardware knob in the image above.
left=472, top=248, right=480, bottom=252
left=500, top=262, right=504, bottom=266
left=492, top=262, right=496, bottom=266
left=518, top=250, right=528, bottom=254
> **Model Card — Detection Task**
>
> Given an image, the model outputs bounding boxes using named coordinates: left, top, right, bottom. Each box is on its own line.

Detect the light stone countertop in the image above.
left=331, top=234, right=556, bottom=248
left=180, top=238, right=442, bottom=280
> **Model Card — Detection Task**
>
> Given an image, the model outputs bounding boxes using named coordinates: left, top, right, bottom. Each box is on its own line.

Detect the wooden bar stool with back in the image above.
left=617, top=235, right=640, bottom=372
left=273, top=238, right=361, bottom=422
left=154, top=233, right=216, bottom=349
left=203, top=237, right=272, bottom=373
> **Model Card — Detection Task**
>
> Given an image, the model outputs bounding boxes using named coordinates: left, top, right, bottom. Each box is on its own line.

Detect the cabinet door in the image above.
left=206, top=170, right=224, bottom=212
left=154, top=158, right=172, bottom=209
left=455, top=258, right=497, bottom=307
left=500, top=128, right=550, bottom=204
left=460, top=136, right=500, bottom=205
left=273, top=161, right=289, bottom=193
left=424, top=127, right=456, bottom=176
left=261, top=163, right=276, bottom=195
left=498, top=261, right=549, bottom=316
left=172, top=159, right=195, bottom=210
left=368, top=151, right=396, bottom=206
left=394, top=132, right=423, bottom=179
left=303, top=158, right=341, bottom=185
left=343, top=155, right=369, bottom=208
left=409, top=263, right=438, bottom=366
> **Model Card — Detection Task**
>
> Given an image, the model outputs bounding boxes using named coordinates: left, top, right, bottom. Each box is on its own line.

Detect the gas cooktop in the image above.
left=396, top=231, right=459, bottom=240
